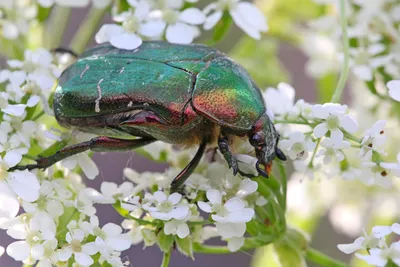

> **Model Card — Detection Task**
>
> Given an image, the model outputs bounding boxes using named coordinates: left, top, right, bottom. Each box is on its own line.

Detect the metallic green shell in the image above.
left=54, top=42, right=266, bottom=135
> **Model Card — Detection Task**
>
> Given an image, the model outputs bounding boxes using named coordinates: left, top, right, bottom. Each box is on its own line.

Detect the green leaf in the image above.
left=175, top=236, right=194, bottom=259
left=316, top=73, right=338, bottom=103
left=158, top=231, right=175, bottom=253
left=208, top=12, right=232, bottom=45
left=37, top=5, right=52, bottom=22
left=229, top=38, right=289, bottom=88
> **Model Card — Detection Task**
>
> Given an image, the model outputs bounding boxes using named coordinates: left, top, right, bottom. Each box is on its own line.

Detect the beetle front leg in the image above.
left=218, top=133, right=239, bottom=176
left=11, top=137, right=156, bottom=171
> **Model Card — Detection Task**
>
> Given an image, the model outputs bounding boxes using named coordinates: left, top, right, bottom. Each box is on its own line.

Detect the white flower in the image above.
left=279, top=132, right=316, bottom=160
left=359, top=120, right=386, bottom=159
left=381, top=153, right=400, bottom=177
left=317, top=137, right=350, bottom=164
left=348, top=44, right=392, bottom=81
left=263, top=83, right=296, bottom=118
left=164, top=219, right=190, bottom=238
left=83, top=181, right=134, bottom=204
left=387, top=80, right=400, bottom=101
left=142, top=191, right=189, bottom=221
left=62, top=153, right=99, bottom=180
left=360, top=162, right=391, bottom=188
left=96, top=0, right=163, bottom=50
left=356, top=243, right=400, bottom=267
left=37, top=0, right=90, bottom=8
left=95, top=223, right=131, bottom=260
left=235, top=178, right=258, bottom=198
left=0, top=181, right=19, bottom=228
left=312, top=103, right=358, bottom=141
left=148, top=7, right=206, bottom=44
left=57, top=229, right=98, bottom=266
left=227, top=236, right=244, bottom=252
left=198, top=189, right=254, bottom=239
left=204, top=0, right=268, bottom=39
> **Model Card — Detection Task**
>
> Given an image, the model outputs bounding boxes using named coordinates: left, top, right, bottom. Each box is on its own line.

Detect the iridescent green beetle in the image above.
left=15, top=41, right=286, bottom=191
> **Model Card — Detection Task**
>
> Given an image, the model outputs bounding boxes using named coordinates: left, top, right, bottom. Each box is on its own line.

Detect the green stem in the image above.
left=278, top=163, right=287, bottom=211
left=308, top=138, right=321, bottom=168
left=69, top=6, right=109, bottom=54
left=274, top=120, right=312, bottom=126
left=43, top=6, right=71, bottom=49
left=343, top=132, right=362, bottom=143
left=113, top=203, right=158, bottom=226
left=330, top=0, right=349, bottom=103
left=305, top=248, right=347, bottom=267
left=161, top=249, right=172, bottom=267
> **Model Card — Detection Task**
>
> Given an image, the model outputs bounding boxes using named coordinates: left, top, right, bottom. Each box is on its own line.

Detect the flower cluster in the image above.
left=338, top=224, right=400, bottom=266
left=95, top=0, right=268, bottom=49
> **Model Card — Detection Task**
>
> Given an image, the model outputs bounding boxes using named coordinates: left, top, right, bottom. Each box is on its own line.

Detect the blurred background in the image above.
left=0, top=1, right=355, bottom=266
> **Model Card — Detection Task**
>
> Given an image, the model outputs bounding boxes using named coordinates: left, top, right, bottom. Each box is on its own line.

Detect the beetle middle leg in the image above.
left=11, top=137, right=156, bottom=171
left=170, top=138, right=207, bottom=193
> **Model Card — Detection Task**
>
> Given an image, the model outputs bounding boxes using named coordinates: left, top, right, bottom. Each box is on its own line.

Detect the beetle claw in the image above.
left=256, top=161, right=269, bottom=178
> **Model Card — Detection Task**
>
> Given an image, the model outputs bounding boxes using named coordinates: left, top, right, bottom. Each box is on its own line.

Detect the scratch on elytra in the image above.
left=119, top=67, right=125, bottom=73
left=95, top=78, right=104, bottom=113
left=80, top=64, right=90, bottom=79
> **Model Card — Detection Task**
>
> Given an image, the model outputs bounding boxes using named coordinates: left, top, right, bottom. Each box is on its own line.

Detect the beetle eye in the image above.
left=250, top=133, right=264, bottom=146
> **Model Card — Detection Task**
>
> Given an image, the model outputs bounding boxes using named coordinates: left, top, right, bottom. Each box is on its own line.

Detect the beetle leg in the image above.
left=217, top=134, right=239, bottom=176
left=170, top=138, right=207, bottom=193
left=10, top=137, right=155, bottom=171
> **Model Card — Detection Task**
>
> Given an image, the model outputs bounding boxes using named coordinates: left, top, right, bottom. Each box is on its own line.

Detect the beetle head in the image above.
left=249, top=113, right=286, bottom=177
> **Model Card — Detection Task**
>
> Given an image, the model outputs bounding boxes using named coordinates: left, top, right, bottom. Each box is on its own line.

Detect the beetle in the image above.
left=13, top=41, right=286, bottom=191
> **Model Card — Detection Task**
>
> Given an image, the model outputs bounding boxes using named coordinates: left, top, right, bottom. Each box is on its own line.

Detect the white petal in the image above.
left=27, top=95, right=40, bottom=107
left=313, top=122, right=328, bottom=138
left=0, top=181, right=19, bottom=220
left=2, top=104, right=26, bottom=116
left=330, top=129, right=344, bottom=142
left=164, top=221, right=177, bottom=235
left=207, top=189, right=222, bottom=204
left=337, top=237, right=365, bottom=254
left=6, top=241, right=30, bottom=261
left=179, top=8, right=206, bottom=25
left=110, top=33, right=143, bottom=50
left=154, top=191, right=167, bottom=202
left=227, top=236, right=244, bottom=252
left=389, top=88, right=400, bottom=102
left=235, top=2, right=267, bottom=31
left=74, top=252, right=94, bottom=266
left=61, top=156, right=78, bottom=169
left=95, top=24, right=124, bottom=43
left=215, top=222, right=246, bottom=239
left=31, top=244, right=44, bottom=260
left=57, top=247, right=73, bottom=261
left=4, top=150, right=22, bottom=168
left=340, top=115, right=358, bottom=133
left=166, top=23, right=195, bottom=44
left=290, top=131, right=305, bottom=142
left=353, top=65, right=373, bottom=81
left=107, top=236, right=131, bottom=251
left=102, top=223, right=122, bottom=236
left=0, top=246, right=4, bottom=257
left=204, top=11, right=223, bottom=30
left=392, top=223, right=400, bottom=235
left=355, top=249, right=387, bottom=266
left=171, top=205, right=189, bottom=220
left=139, top=20, right=166, bottom=37
left=7, top=170, right=40, bottom=202
left=77, top=153, right=99, bottom=180
left=372, top=225, right=392, bottom=238
left=237, top=179, right=258, bottom=197
left=100, top=182, right=118, bottom=196
left=168, top=192, right=182, bottom=205
left=177, top=223, right=190, bottom=238
left=197, top=201, right=212, bottom=213
left=82, top=242, right=98, bottom=255
left=224, top=197, right=245, bottom=212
